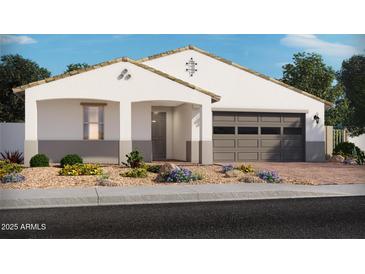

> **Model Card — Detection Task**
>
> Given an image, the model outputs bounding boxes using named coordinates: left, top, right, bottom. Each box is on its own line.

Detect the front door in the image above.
left=151, top=112, right=166, bottom=160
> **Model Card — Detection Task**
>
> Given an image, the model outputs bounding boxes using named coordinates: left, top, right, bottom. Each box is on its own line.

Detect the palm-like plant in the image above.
left=0, top=150, right=24, bottom=164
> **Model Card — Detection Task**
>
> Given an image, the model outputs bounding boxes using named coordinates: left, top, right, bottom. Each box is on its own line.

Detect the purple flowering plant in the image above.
left=257, top=170, right=281, bottom=183
left=161, top=167, right=202, bottom=183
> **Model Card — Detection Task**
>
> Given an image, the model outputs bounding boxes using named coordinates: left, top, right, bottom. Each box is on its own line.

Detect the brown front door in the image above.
left=151, top=112, right=167, bottom=160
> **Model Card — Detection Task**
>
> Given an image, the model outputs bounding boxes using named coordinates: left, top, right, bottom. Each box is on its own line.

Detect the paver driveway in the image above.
left=247, top=162, right=365, bottom=184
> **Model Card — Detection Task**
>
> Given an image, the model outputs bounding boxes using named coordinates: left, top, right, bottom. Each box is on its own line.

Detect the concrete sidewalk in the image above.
left=1, top=183, right=365, bottom=210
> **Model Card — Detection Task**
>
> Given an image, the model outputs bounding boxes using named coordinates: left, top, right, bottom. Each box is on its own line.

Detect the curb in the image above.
left=1, top=183, right=365, bottom=210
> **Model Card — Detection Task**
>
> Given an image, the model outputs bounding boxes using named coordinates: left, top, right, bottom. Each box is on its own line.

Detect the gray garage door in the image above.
left=213, top=112, right=305, bottom=162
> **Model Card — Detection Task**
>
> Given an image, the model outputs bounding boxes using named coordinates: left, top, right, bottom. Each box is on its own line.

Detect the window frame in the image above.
left=260, top=127, right=281, bottom=135
left=81, top=103, right=106, bottom=140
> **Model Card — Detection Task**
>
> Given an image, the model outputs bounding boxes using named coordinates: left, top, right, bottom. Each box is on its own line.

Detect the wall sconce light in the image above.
left=313, top=113, right=320, bottom=124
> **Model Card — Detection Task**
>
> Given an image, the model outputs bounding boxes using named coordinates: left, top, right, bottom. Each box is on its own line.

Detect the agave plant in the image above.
left=0, top=150, right=24, bottom=164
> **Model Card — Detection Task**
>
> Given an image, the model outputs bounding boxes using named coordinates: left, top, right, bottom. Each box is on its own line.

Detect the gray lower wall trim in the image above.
left=119, top=140, right=132, bottom=165
left=186, top=141, right=200, bottom=163
left=132, top=140, right=152, bottom=162
left=24, top=140, right=38, bottom=167
left=38, top=140, right=119, bottom=164
left=200, top=140, right=213, bottom=165
left=186, top=141, right=191, bottom=162
left=305, top=141, right=325, bottom=162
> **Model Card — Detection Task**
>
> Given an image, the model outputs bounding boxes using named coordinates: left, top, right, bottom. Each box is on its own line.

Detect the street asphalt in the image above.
left=1, top=196, right=364, bottom=238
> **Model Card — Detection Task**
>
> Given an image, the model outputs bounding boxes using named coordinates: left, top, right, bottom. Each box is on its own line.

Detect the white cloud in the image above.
left=0, top=35, right=37, bottom=45
left=280, top=34, right=361, bottom=57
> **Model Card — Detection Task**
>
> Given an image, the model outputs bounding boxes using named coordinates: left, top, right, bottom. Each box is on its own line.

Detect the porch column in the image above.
left=24, top=97, right=38, bottom=166
left=200, top=102, right=213, bottom=165
left=189, top=104, right=201, bottom=163
left=119, top=101, right=132, bottom=164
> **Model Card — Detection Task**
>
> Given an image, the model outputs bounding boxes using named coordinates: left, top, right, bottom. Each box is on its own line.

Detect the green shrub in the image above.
left=237, top=164, right=255, bottom=173
left=334, top=142, right=357, bottom=157
left=146, top=164, right=161, bottom=173
left=334, top=142, right=365, bottom=165
left=59, top=163, right=103, bottom=176
left=30, top=154, right=49, bottom=167
left=0, top=160, right=23, bottom=179
left=60, top=154, right=83, bottom=167
left=121, top=168, right=148, bottom=178
left=123, top=150, right=144, bottom=168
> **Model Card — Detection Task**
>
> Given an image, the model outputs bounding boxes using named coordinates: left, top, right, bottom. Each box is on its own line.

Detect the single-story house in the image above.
left=13, top=45, right=332, bottom=166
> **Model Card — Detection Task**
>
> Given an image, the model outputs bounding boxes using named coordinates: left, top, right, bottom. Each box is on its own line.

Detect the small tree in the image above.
left=0, top=55, right=51, bottom=122
left=64, top=63, right=89, bottom=73
left=281, top=52, right=343, bottom=103
left=337, top=55, right=365, bottom=136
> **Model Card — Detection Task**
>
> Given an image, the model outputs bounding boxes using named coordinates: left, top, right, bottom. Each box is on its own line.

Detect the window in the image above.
left=238, top=127, right=258, bottom=134
left=213, top=126, right=235, bottom=134
left=261, top=127, right=280, bottom=135
left=83, top=105, right=104, bottom=140
left=284, top=127, right=302, bottom=135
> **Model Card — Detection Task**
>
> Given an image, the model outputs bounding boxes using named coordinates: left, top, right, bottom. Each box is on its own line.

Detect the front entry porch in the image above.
left=131, top=101, right=213, bottom=164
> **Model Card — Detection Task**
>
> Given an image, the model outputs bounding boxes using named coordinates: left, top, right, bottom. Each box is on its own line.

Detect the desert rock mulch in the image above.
left=0, top=162, right=364, bottom=189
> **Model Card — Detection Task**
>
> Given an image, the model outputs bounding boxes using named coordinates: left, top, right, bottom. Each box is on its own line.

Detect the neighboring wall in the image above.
left=0, top=123, right=25, bottom=154
left=349, top=134, right=365, bottom=151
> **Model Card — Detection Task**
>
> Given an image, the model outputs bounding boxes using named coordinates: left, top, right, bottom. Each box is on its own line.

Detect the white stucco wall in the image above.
left=173, top=103, right=192, bottom=160
left=37, top=99, right=119, bottom=140
left=348, top=134, right=365, bottom=151
left=25, top=60, right=212, bottom=141
left=0, top=123, right=25, bottom=153
left=144, top=49, right=326, bottom=142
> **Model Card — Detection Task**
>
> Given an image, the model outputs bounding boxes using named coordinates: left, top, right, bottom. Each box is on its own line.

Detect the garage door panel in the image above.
left=261, top=114, right=281, bottom=122
left=261, top=139, right=281, bottom=148
left=238, top=152, right=259, bottom=161
left=283, top=151, right=304, bottom=161
left=213, top=113, right=235, bottom=122
left=237, top=139, right=258, bottom=148
left=214, top=152, right=235, bottom=161
left=213, top=139, right=235, bottom=148
left=213, top=112, right=305, bottom=162
left=261, top=152, right=281, bottom=161
left=283, top=139, right=302, bottom=148
left=237, top=114, right=258, bottom=122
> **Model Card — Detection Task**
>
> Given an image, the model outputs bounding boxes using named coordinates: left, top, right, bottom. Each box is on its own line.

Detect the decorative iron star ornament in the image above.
left=186, top=57, right=197, bottom=76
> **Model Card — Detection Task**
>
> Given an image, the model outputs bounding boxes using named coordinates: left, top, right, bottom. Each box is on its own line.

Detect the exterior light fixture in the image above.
left=313, top=113, right=320, bottom=124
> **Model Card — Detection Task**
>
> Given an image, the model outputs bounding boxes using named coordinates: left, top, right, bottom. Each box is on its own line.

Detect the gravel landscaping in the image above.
left=0, top=161, right=364, bottom=189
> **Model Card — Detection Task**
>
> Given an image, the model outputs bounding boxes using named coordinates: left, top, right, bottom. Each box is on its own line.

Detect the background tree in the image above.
left=281, top=52, right=343, bottom=102
left=337, top=55, right=365, bottom=136
left=0, top=54, right=51, bottom=122
left=64, top=63, right=89, bottom=73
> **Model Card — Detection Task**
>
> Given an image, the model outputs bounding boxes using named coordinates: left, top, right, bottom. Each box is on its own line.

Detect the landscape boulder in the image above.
left=159, top=163, right=180, bottom=175
left=329, top=155, right=345, bottom=163
left=224, top=169, right=242, bottom=178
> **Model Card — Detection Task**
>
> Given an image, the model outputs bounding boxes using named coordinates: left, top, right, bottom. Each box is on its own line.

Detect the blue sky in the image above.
left=1, top=34, right=364, bottom=78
